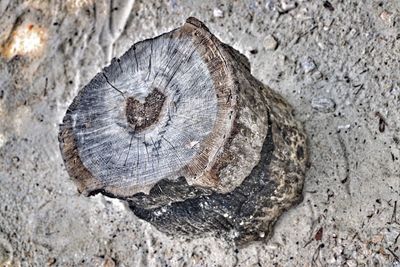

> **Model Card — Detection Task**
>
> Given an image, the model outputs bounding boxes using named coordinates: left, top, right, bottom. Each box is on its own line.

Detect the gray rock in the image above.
left=280, top=0, right=297, bottom=11
left=213, top=8, right=224, bottom=18
left=0, top=237, right=12, bottom=266
left=311, top=97, right=336, bottom=113
left=301, top=57, right=316, bottom=73
left=264, top=35, right=278, bottom=50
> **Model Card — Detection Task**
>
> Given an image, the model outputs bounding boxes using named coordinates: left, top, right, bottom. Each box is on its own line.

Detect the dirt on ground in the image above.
left=0, top=0, right=399, bottom=266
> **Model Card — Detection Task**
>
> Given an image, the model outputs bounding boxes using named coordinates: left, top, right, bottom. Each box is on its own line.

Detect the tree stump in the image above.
left=59, top=17, right=308, bottom=244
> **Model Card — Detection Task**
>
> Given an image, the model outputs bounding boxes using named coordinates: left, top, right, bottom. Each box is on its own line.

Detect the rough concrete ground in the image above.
left=0, top=0, right=399, bottom=266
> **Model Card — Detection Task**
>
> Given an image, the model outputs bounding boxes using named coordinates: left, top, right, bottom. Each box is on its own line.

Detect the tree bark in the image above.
left=59, top=17, right=308, bottom=244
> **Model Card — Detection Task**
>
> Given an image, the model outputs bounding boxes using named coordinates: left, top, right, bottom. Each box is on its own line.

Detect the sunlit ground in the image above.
left=1, top=24, right=47, bottom=60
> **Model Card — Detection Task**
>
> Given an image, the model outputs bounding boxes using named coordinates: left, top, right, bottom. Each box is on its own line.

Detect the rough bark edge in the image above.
left=129, top=113, right=293, bottom=245
left=128, top=96, right=308, bottom=245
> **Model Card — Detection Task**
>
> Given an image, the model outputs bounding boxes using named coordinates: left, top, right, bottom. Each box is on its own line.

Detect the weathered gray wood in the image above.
left=59, top=17, right=308, bottom=244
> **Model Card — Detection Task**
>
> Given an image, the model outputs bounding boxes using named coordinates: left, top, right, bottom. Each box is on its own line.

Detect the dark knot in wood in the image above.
left=125, top=88, right=166, bottom=132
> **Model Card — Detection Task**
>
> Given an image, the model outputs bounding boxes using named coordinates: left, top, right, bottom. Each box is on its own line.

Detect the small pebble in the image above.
left=380, top=10, right=392, bottom=23
left=47, top=257, right=56, bottom=266
left=348, top=28, right=357, bottom=38
left=311, top=97, right=336, bottom=113
left=0, top=237, right=12, bottom=265
left=91, top=256, right=115, bottom=267
left=280, top=0, right=297, bottom=11
left=0, top=133, right=5, bottom=148
left=264, top=35, right=278, bottom=50
left=104, top=257, right=116, bottom=267
left=301, top=57, right=316, bottom=73
left=346, top=259, right=357, bottom=267
left=337, top=124, right=351, bottom=130
left=311, top=70, right=323, bottom=80
left=265, top=0, right=279, bottom=11
left=213, top=8, right=224, bottom=18
left=265, top=243, right=279, bottom=250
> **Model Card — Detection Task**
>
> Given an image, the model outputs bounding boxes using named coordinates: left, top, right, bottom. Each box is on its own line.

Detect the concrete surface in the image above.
left=0, top=0, right=399, bottom=266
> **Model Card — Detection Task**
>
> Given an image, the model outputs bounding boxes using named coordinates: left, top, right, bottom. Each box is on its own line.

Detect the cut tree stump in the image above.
left=59, top=17, right=308, bottom=244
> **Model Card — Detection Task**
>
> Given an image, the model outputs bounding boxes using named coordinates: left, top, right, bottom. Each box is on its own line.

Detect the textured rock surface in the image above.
left=0, top=0, right=400, bottom=266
